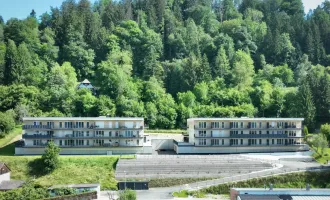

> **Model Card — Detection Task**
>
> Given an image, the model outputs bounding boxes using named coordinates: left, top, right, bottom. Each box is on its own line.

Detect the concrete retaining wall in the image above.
left=152, top=139, right=174, bottom=150
left=175, top=145, right=309, bottom=154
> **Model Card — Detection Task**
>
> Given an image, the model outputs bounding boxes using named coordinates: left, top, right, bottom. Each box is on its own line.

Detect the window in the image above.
left=230, top=139, right=238, bottom=146
left=222, top=139, right=224, bottom=145
left=259, top=139, right=262, bottom=145
left=222, top=122, right=225, bottom=128
left=64, top=140, right=74, bottom=146
left=241, top=131, right=243, bottom=134
left=109, top=131, right=112, bottom=137
left=87, top=122, right=90, bottom=128
left=199, top=122, right=207, bottom=128
left=65, top=122, right=73, bottom=128
left=75, top=122, right=84, bottom=128
left=95, top=139, right=104, bottom=146
left=272, top=139, right=274, bottom=145
left=241, top=139, right=243, bottom=145
left=230, top=130, right=238, bottom=135
left=59, top=140, right=62, bottom=146
left=230, top=122, right=239, bottom=128
left=125, top=130, right=133, bottom=137
left=211, top=139, right=219, bottom=146
left=59, top=122, right=62, bottom=128
left=259, top=131, right=262, bottom=134
left=74, top=131, right=84, bottom=137
left=211, top=122, right=219, bottom=128
left=249, top=122, right=257, bottom=128
left=198, top=131, right=206, bottom=137
left=87, top=140, right=89, bottom=145
left=241, top=122, right=244, bottom=128
left=75, top=140, right=83, bottom=146
left=87, top=131, right=89, bottom=137
left=259, top=122, right=262, bottom=128
left=47, top=122, right=54, bottom=128
left=96, top=131, right=104, bottom=137
left=198, top=139, right=206, bottom=146
left=33, top=140, right=41, bottom=146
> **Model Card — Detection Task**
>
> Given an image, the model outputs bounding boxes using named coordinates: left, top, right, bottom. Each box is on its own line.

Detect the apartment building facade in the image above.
left=15, top=117, right=152, bottom=155
left=174, top=118, right=308, bottom=154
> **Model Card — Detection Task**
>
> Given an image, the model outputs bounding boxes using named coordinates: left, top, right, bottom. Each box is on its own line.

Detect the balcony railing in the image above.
left=22, top=134, right=53, bottom=139
left=230, top=134, right=288, bottom=138
left=22, top=125, right=53, bottom=130
left=23, top=125, right=144, bottom=130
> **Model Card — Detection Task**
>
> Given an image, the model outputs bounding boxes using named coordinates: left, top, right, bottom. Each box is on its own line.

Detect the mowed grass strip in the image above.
left=0, top=126, right=22, bottom=148
left=144, top=129, right=185, bottom=134
left=0, top=156, right=119, bottom=190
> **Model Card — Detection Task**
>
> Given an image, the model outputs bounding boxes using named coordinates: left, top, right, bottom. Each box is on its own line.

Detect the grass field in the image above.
left=0, top=156, right=119, bottom=190
left=144, top=129, right=185, bottom=134
left=0, top=126, right=22, bottom=148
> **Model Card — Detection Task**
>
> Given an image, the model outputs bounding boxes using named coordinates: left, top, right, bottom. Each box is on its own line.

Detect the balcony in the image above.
left=230, top=134, right=288, bottom=138
left=22, top=134, right=53, bottom=139
left=22, top=125, right=53, bottom=130
left=58, top=134, right=143, bottom=139
left=194, top=126, right=210, bottom=130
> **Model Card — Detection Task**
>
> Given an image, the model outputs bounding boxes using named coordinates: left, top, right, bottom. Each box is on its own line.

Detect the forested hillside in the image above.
left=0, top=0, right=330, bottom=131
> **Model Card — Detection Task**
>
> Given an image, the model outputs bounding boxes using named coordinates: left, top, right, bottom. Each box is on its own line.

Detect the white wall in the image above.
left=174, top=144, right=309, bottom=154
left=0, top=172, right=10, bottom=183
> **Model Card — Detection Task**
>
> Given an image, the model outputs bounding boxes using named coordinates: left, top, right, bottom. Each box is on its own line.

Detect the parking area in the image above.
left=115, top=155, right=273, bottom=180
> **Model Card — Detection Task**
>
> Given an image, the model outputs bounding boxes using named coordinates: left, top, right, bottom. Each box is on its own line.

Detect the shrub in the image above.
left=41, top=141, right=61, bottom=173
left=118, top=189, right=136, bottom=200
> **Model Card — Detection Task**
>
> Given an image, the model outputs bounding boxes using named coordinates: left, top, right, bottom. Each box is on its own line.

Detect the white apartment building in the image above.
left=15, top=117, right=152, bottom=155
left=174, top=118, right=308, bottom=154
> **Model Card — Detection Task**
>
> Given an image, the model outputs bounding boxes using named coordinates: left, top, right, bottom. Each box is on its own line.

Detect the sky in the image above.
left=0, top=0, right=326, bottom=22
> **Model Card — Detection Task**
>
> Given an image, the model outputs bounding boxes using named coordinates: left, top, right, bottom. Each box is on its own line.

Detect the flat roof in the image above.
left=23, top=117, right=144, bottom=121
left=233, top=188, right=330, bottom=196
left=188, top=118, right=304, bottom=121
left=238, top=195, right=330, bottom=200
left=233, top=188, right=330, bottom=192
left=0, top=180, right=25, bottom=190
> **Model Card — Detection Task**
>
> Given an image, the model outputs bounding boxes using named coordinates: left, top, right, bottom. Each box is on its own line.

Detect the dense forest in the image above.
left=0, top=0, right=330, bottom=132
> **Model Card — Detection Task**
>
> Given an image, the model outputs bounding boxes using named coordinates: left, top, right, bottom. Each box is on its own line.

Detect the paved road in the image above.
left=100, top=152, right=329, bottom=200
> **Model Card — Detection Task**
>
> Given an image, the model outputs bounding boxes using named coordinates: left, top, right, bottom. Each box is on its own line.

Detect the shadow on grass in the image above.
left=0, top=142, right=15, bottom=156
left=28, top=158, right=47, bottom=177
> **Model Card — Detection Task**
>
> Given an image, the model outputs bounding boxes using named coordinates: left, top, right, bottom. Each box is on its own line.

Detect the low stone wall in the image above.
left=44, top=191, right=97, bottom=200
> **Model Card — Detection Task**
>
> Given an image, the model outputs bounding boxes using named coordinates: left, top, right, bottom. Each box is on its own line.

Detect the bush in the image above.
left=41, top=141, right=61, bottom=173
left=0, top=110, right=16, bottom=136
left=0, top=181, right=50, bottom=200
left=118, top=189, right=136, bottom=200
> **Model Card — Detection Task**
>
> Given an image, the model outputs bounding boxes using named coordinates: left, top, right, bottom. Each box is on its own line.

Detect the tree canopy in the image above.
left=0, top=0, right=330, bottom=130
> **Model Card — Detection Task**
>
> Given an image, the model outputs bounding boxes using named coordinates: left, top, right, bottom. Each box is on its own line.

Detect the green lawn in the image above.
left=144, top=129, right=185, bottom=134
left=313, top=147, right=330, bottom=164
left=0, top=156, right=119, bottom=190
left=173, top=190, right=189, bottom=198
left=0, top=126, right=22, bottom=148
